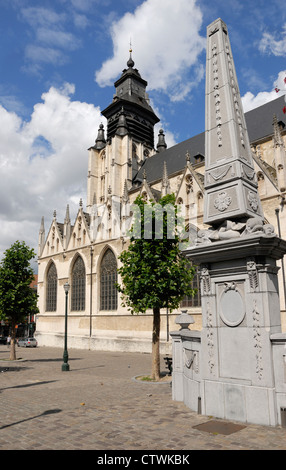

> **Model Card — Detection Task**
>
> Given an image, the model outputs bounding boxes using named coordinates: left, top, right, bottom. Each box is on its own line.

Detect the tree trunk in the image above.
left=9, top=322, right=17, bottom=361
left=151, top=307, right=160, bottom=380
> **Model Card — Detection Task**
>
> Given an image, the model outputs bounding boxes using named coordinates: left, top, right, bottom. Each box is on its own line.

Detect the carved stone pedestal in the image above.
left=184, top=235, right=286, bottom=426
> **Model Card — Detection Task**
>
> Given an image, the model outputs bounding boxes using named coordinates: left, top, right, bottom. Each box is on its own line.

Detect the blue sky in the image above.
left=0, top=0, right=285, bottom=260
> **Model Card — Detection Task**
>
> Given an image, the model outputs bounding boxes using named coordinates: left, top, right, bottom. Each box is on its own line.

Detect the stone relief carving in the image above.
left=208, top=165, right=231, bottom=182
left=223, top=281, right=238, bottom=292
left=185, top=174, right=193, bottom=193
left=242, top=165, right=256, bottom=181
left=212, top=43, right=222, bottom=147
left=184, top=349, right=199, bottom=373
left=248, top=190, right=259, bottom=212
left=252, top=299, right=263, bottom=380
left=263, top=224, right=276, bottom=236
left=216, top=220, right=245, bottom=239
left=194, top=217, right=276, bottom=247
left=196, top=220, right=245, bottom=244
left=247, top=257, right=259, bottom=291
left=225, top=41, right=245, bottom=149
left=214, top=190, right=232, bottom=212
left=195, top=229, right=214, bottom=244
left=242, top=217, right=275, bottom=237
left=200, top=265, right=211, bottom=295
left=206, top=301, right=215, bottom=374
left=212, top=43, right=219, bottom=89
left=209, top=26, right=219, bottom=37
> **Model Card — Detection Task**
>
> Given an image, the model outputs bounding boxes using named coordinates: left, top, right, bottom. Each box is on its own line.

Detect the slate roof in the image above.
left=244, top=95, right=285, bottom=143
left=132, top=95, right=286, bottom=187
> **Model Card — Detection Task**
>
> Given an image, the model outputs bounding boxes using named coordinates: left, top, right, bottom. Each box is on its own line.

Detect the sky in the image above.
left=0, top=0, right=286, bottom=266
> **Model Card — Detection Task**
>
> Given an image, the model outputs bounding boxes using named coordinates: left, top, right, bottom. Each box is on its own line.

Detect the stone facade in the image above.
left=36, top=45, right=286, bottom=353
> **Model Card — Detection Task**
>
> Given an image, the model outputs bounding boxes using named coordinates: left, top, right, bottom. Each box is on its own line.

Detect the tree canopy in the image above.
left=0, top=241, right=38, bottom=360
left=117, top=194, right=196, bottom=379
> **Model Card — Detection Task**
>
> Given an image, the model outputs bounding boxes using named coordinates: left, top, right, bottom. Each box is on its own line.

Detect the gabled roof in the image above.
left=132, top=95, right=286, bottom=187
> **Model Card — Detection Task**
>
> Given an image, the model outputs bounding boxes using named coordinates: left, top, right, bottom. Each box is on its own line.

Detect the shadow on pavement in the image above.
left=0, top=408, right=62, bottom=430
left=26, top=357, right=83, bottom=363
left=0, top=366, right=30, bottom=372
left=0, top=380, right=58, bottom=392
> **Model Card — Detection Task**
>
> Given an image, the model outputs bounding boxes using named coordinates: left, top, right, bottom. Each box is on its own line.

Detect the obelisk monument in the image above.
left=174, top=18, right=286, bottom=426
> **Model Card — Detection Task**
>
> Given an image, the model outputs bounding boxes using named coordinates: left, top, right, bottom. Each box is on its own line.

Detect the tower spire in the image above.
left=161, top=161, right=170, bottom=196
left=101, top=47, right=159, bottom=148
left=116, top=107, right=128, bottom=136
left=63, top=204, right=71, bottom=250
left=127, top=39, right=134, bottom=68
left=64, top=204, right=70, bottom=224
left=38, top=216, right=45, bottom=257
left=157, top=129, right=167, bottom=152
left=94, top=123, right=106, bottom=150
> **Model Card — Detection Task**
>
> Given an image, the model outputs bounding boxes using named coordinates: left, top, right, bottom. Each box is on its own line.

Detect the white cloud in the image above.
left=20, top=6, right=81, bottom=72
left=73, top=13, right=89, bottom=29
left=0, top=84, right=103, bottom=258
left=21, top=7, right=66, bottom=28
left=69, top=0, right=103, bottom=11
left=95, top=0, right=205, bottom=101
left=241, top=70, right=286, bottom=112
left=259, top=24, right=286, bottom=57
left=36, top=28, right=81, bottom=50
left=25, top=45, right=68, bottom=66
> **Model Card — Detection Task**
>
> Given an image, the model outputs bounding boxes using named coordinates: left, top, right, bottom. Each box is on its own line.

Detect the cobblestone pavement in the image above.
left=0, top=344, right=286, bottom=451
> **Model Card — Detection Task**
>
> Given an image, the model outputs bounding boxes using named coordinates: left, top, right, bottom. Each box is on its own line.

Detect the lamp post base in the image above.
left=62, top=350, right=69, bottom=371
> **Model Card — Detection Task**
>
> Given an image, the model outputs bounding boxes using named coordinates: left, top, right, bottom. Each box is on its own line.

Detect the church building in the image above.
left=36, top=52, right=286, bottom=353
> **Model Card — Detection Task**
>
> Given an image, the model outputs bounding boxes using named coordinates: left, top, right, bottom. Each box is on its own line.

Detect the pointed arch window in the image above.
left=180, top=260, right=201, bottom=308
left=46, top=262, right=57, bottom=311
left=71, top=256, right=86, bottom=311
left=100, top=249, right=118, bottom=311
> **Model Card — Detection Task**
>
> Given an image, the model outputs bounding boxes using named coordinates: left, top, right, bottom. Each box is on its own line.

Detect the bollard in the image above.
left=281, top=407, right=286, bottom=428
left=198, top=396, right=201, bottom=414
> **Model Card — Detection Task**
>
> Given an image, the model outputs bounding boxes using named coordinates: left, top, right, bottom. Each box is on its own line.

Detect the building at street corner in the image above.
left=36, top=47, right=286, bottom=353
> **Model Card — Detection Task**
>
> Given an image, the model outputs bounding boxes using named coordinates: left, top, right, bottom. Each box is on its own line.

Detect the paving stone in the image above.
left=0, top=345, right=286, bottom=450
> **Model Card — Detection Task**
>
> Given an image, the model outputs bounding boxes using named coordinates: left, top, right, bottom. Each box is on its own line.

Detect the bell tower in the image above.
left=86, top=51, right=160, bottom=220
left=101, top=50, right=159, bottom=148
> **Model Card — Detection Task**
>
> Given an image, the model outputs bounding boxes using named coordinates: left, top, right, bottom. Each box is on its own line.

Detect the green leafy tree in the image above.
left=0, top=241, right=38, bottom=360
left=117, top=194, right=196, bottom=380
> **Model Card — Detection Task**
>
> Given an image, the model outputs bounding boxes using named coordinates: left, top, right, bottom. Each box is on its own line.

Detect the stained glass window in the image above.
left=100, top=249, right=118, bottom=311
left=46, top=262, right=57, bottom=311
left=71, top=256, right=86, bottom=311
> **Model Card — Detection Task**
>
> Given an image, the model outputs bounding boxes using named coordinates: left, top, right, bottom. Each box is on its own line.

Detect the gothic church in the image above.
left=36, top=52, right=286, bottom=352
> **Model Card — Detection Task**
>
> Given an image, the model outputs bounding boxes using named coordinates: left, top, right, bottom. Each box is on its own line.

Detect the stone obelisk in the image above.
left=171, top=18, right=286, bottom=427
left=204, top=18, right=263, bottom=226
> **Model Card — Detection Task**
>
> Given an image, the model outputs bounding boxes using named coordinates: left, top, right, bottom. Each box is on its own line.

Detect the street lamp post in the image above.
left=62, top=282, right=70, bottom=371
